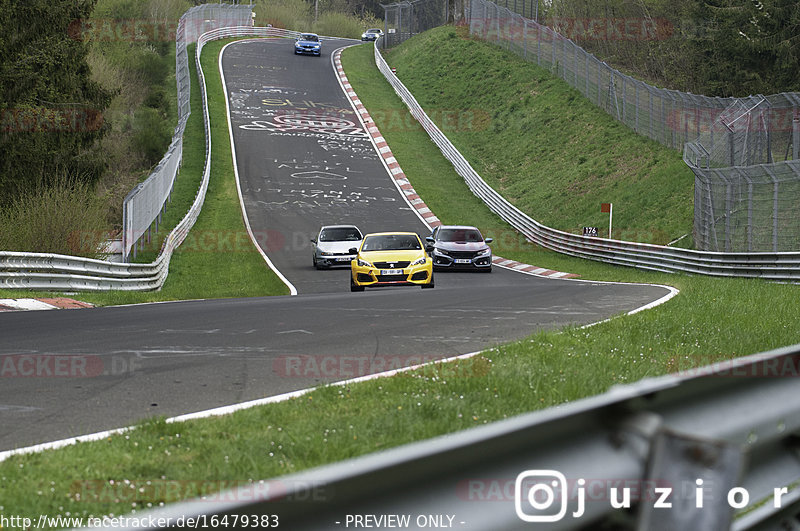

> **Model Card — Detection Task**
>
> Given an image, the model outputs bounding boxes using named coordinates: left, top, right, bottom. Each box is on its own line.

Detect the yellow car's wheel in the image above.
left=350, top=276, right=364, bottom=292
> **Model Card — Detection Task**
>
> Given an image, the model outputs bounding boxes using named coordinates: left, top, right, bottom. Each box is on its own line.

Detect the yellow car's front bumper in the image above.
left=351, top=260, right=434, bottom=289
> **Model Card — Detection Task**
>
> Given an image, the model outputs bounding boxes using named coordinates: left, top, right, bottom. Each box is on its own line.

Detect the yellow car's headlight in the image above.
left=411, top=256, right=427, bottom=266
left=357, top=257, right=373, bottom=268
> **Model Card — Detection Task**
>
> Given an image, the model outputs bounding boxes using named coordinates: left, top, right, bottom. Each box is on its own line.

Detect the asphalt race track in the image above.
left=223, top=37, right=434, bottom=294
left=0, top=38, right=672, bottom=452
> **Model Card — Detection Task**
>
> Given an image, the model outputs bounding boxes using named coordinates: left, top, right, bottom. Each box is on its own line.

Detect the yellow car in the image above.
left=350, top=232, right=434, bottom=292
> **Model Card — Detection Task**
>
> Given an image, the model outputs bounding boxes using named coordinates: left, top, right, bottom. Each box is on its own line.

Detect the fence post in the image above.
left=763, top=165, right=780, bottom=252
left=522, top=19, right=527, bottom=58
left=584, top=51, right=588, bottom=98
left=793, top=109, right=799, bottom=160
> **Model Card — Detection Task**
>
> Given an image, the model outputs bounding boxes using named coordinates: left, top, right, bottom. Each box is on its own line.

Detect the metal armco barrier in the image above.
left=86, top=343, right=800, bottom=530
left=372, top=40, right=800, bottom=280
left=122, top=4, right=253, bottom=261
left=0, top=26, right=300, bottom=291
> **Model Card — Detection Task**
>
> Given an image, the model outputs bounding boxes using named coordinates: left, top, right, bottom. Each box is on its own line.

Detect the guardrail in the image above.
left=87, top=342, right=800, bottom=530
left=372, top=39, right=800, bottom=280
left=122, top=4, right=253, bottom=261
left=0, top=26, right=298, bottom=292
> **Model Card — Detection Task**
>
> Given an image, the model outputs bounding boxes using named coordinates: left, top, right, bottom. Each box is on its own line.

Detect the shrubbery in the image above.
left=254, top=0, right=381, bottom=39
left=0, top=176, right=110, bottom=259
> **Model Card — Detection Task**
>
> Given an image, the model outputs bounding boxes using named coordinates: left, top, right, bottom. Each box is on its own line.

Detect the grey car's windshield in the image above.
left=320, top=227, right=361, bottom=242
left=362, top=234, right=421, bottom=251
left=300, top=34, right=319, bottom=41
left=438, top=228, right=482, bottom=242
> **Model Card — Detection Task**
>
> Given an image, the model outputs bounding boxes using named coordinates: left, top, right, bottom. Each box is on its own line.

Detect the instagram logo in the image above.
left=514, top=470, right=570, bottom=522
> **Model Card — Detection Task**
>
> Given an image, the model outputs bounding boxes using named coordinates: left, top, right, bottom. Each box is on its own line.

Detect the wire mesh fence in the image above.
left=122, top=3, right=253, bottom=261
left=381, top=0, right=450, bottom=49
left=465, top=0, right=741, bottom=151
left=382, top=0, right=800, bottom=252
left=685, top=95, right=800, bottom=252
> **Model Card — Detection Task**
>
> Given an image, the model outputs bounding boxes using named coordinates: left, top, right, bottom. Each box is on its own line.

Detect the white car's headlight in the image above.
left=411, top=256, right=427, bottom=266
left=357, top=257, right=373, bottom=268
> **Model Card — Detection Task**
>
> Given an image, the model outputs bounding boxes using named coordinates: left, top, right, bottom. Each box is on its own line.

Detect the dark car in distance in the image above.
left=426, top=225, right=493, bottom=272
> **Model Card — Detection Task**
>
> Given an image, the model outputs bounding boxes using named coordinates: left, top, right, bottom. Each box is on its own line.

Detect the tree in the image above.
left=0, top=0, right=111, bottom=204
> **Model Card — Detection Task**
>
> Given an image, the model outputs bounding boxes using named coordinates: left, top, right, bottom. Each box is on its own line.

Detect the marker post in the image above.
left=601, top=203, right=613, bottom=239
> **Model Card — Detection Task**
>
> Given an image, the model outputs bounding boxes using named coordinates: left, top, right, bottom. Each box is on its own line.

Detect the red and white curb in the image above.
left=332, top=48, right=579, bottom=280
left=0, top=298, right=93, bottom=312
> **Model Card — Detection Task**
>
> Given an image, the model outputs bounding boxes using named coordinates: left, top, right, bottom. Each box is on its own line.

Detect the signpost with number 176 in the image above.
left=601, top=203, right=612, bottom=238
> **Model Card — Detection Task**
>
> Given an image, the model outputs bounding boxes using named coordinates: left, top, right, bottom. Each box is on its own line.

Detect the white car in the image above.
left=361, top=28, right=383, bottom=41
left=311, top=225, right=363, bottom=269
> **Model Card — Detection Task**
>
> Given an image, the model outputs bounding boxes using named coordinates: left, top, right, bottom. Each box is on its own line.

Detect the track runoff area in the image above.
left=0, top=39, right=670, bottom=455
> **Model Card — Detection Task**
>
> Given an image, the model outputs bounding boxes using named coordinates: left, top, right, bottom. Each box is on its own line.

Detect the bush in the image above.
left=132, top=106, right=172, bottom=166
left=254, top=0, right=382, bottom=37
left=0, top=177, right=111, bottom=258
left=313, top=12, right=364, bottom=39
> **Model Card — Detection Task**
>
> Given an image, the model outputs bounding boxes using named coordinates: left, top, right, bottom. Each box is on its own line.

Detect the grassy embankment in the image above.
left=3, top=29, right=800, bottom=524
left=0, top=40, right=289, bottom=305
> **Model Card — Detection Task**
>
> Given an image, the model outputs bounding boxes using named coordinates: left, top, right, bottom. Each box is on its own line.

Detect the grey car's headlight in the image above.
left=357, top=257, right=373, bottom=268
left=433, top=247, right=448, bottom=256
left=411, top=257, right=426, bottom=266
left=477, top=247, right=491, bottom=256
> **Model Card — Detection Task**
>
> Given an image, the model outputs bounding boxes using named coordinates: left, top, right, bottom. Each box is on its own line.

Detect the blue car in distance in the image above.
left=294, top=33, right=321, bottom=56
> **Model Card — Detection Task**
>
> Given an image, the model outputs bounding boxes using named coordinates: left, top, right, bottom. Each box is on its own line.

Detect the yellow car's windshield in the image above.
left=362, top=234, right=421, bottom=251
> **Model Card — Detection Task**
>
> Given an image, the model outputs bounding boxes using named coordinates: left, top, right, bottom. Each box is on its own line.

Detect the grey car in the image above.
left=426, top=225, right=493, bottom=272
left=311, top=225, right=363, bottom=269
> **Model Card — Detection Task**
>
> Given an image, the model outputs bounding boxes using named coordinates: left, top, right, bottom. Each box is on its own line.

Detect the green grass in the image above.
left=382, top=26, right=694, bottom=247
left=3, top=276, right=800, bottom=524
left=3, top=31, right=800, bottom=526
left=0, top=40, right=289, bottom=305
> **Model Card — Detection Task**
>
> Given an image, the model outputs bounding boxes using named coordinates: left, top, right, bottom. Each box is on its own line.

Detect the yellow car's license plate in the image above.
left=381, top=269, right=404, bottom=275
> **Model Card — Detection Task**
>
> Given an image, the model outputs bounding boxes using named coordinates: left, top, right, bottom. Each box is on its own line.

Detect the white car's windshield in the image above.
left=320, top=228, right=361, bottom=242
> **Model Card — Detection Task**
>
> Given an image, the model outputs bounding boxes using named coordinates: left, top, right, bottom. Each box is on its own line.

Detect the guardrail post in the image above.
left=637, top=430, right=742, bottom=531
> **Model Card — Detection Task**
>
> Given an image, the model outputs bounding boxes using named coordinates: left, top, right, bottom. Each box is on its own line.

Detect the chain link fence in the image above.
left=383, top=0, right=800, bottom=252
left=466, top=0, right=740, bottom=151
left=685, top=95, right=800, bottom=252
left=122, top=3, right=253, bottom=261
left=381, top=0, right=451, bottom=49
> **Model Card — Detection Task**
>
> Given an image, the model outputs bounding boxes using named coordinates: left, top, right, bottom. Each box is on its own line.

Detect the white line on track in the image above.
left=220, top=39, right=298, bottom=296
left=0, top=40, right=681, bottom=464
